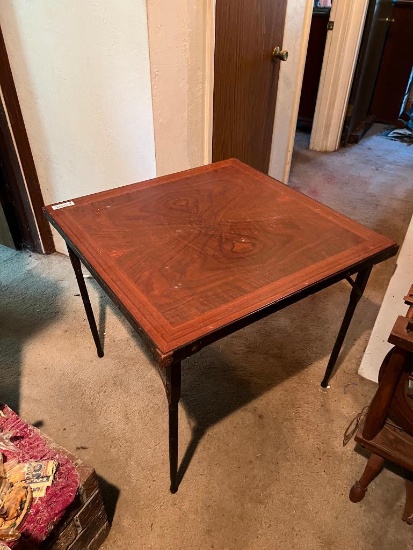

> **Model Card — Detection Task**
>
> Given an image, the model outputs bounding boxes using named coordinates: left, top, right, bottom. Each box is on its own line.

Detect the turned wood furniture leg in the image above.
left=403, top=480, right=413, bottom=524
left=166, top=361, right=181, bottom=494
left=349, top=453, right=385, bottom=503
left=67, top=245, right=104, bottom=358
left=362, top=347, right=406, bottom=440
left=321, top=267, right=372, bottom=388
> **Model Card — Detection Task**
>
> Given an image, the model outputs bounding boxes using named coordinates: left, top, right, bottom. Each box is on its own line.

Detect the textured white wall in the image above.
left=359, top=216, right=413, bottom=382
left=146, top=0, right=207, bottom=176
left=0, top=1, right=156, bottom=252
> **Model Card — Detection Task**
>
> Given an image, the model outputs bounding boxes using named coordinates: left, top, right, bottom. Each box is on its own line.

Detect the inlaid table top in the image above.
left=44, top=159, right=398, bottom=364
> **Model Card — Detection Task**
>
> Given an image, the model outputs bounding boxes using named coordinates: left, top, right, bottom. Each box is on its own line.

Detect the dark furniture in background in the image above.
left=341, top=0, right=393, bottom=145
left=297, top=7, right=330, bottom=129
left=369, top=1, right=413, bottom=125
left=342, top=0, right=413, bottom=144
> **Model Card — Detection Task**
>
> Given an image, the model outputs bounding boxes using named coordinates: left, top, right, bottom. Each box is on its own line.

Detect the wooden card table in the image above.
left=44, top=159, right=398, bottom=492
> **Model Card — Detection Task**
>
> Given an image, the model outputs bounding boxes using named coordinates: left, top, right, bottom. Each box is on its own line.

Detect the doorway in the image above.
left=297, top=1, right=331, bottom=131
left=209, top=0, right=371, bottom=182
left=0, top=101, right=31, bottom=250
left=342, top=0, right=413, bottom=145
left=0, top=206, right=15, bottom=249
left=209, top=0, right=314, bottom=182
left=0, top=94, right=43, bottom=252
left=0, top=24, right=54, bottom=254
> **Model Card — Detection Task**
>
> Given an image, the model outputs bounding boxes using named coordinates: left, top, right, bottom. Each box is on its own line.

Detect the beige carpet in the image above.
left=1, top=124, right=413, bottom=549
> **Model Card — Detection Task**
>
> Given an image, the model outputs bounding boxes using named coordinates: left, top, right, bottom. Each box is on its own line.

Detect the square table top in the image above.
left=44, top=159, right=398, bottom=363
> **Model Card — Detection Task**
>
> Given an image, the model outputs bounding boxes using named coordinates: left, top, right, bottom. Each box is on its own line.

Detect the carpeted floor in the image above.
left=1, top=124, right=413, bottom=549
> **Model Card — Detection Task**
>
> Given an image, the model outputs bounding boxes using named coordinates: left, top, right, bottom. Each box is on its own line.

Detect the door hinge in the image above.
left=327, top=21, right=334, bottom=31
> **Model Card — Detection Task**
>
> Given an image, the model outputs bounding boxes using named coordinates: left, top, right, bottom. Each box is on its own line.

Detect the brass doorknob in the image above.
left=272, top=47, right=288, bottom=61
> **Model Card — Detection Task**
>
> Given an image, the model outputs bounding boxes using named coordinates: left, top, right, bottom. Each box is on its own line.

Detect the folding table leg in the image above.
left=321, top=266, right=372, bottom=388
left=166, top=361, right=181, bottom=493
left=67, top=245, right=104, bottom=358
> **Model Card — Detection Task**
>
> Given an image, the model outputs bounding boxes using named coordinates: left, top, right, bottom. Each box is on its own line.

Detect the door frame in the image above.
left=204, top=0, right=216, bottom=166
left=269, top=0, right=313, bottom=182
left=310, top=0, right=370, bottom=151
left=0, top=24, right=54, bottom=253
left=0, top=97, right=31, bottom=249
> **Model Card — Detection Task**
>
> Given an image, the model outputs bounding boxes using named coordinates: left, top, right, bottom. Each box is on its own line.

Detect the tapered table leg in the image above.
left=403, top=479, right=413, bottom=524
left=321, top=267, right=372, bottom=387
left=67, top=245, right=104, bottom=358
left=362, top=347, right=405, bottom=440
left=349, top=453, right=385, bottom=503
left=166, top=361, right=181, bottom=493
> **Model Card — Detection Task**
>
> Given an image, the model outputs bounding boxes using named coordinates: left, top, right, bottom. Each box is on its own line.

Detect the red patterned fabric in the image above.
left=0, top=405, right=79, bottom=548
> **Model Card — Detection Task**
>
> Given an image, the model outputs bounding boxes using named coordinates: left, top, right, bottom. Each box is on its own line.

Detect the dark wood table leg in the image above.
left=362, top=347, right=406, bottom=440
left=67, top=245, right=104, bottom=358
left=321, top=267, right=373, bottom=387
left=166, top=361, right=181, bottom=493
left=349, top=453, right=385, bottom=503
left=403, top=479, right=413, bottom=524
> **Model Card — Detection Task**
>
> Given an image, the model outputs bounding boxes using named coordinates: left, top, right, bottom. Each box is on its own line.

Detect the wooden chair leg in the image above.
left=349, top=453, right=385, bottom=503
left=402, top=479, right=413, bottom=524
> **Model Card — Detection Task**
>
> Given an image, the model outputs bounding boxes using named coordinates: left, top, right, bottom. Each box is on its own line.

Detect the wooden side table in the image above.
left=350, top=416, right=413, bottom=524
left=350, top=285, right=413, bottom=523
